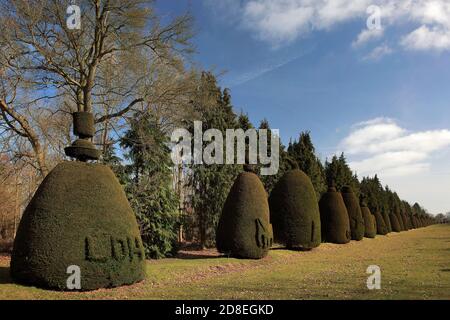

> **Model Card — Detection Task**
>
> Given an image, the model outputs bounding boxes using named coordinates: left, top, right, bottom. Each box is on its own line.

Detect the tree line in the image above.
left=0, top=1, right=435, bottom=256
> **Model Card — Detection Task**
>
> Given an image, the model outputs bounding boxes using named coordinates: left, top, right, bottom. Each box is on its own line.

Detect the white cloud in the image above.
left=362, top=44, right=393, bottom=60
left=352, top=28, right=384, bottom=47
left=210, top=0, right=450, bottom=52
left=339, top=118, right=450, bottom=178
left=401, top=25, right=450, bottom=51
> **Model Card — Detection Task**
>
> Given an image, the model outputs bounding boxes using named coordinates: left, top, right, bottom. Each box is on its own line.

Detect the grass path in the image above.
left=1, top=224, right=449, bottom=300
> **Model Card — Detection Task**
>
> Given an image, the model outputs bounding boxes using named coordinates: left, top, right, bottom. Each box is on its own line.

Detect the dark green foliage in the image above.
left=121, top=112, right=180, bottom=259
left=65, top=112, right=100, bottom=161
left=11, top=162, right=146, bottom=291
left=325, top=154, right=360, bottom=197
left=396, top=212, right=405, bottom=231
left=360, top=177, right=422, bottom=232
left=360, top=175, right=383, bottom=215
left=216, top=171, right=273, bottom=259
left=73, top=112, right=95, bottom=138
left=258, top=119, right=290, bottom=194
left=373, top=211, right=388, bottom=235
left=319, top=185, right=351, bottom=244
left=65, top=139, right=101, bottom=161
left=187, top=73, right=242, bottom=247
left=389, top=214, right=402, bottom=232
left=269, top=169, right=321, bottom=250
left=341, top=186, right=365, bottom=241
left=287, top=132, right=327, bottom=199
left=401, top=213, right=410, bottom=230
left=382, top=210, right=392, bottom=233
left=360, top=197, right=376, bottom=238
left=412, top=215, right=419, bottom=228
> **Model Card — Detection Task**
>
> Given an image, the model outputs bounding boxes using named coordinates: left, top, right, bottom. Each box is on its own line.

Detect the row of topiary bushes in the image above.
left=216, top=167, right=437, bottom=259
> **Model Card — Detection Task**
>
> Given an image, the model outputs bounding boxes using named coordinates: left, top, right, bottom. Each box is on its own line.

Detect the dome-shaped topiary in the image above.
left=389, top=213, right=402, bottom=232
left=395, top=211, right=405, bottom=231
left=360, top=197, right=376, bottom=239
left=216, top=171, right=273, bottom=259
left=269, top=169, right=321, bottom=250
left=412, top=215, right=419, bottom=228
left=11, top=162, right=146, bottom=291
left=319, top=184, right=351, bottom=244
left=341, top=186, right=365, bottom=241
left=373, top=211, right=388, bottom=235
left=382, top=211, right=392, bottom=233
left=401, top=213, right=409, bottom=231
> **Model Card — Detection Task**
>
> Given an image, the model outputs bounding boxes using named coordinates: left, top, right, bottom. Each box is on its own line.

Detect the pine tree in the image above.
left=121, top=112, right=180, bottom=259
left=325, top=153, right=360, bottom=196
left=187, top=72, right=242, bottom=248
left=287, top=132, right=326, bottom=199
left=259, top=118, right=289, bottom=194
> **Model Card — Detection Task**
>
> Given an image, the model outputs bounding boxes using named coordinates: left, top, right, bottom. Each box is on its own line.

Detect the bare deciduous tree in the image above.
left=0, top=0, right=194, bottom=177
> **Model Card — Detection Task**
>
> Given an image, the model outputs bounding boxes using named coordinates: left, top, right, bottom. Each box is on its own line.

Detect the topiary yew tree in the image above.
left=382, top=210, right=392, bottom=233
left=341, top=186, right=365, bottom=241
left=389, top=213, right=402, bottom=232
left=11, top=162, right=146, bottom=290
left=216, top=169, right=273, bottom=259
left=269, top=169, right=321, bottom=250
left=319, top=183, right=351, bottom=244
left=404, top=212, right=411, bottom=230
left=373, top=211, right=388, bottom=235
left=360, top=195, right=376, bottom=239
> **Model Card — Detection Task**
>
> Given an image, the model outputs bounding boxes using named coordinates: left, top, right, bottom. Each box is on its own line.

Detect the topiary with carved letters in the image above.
left=319, top=184, right=351, bottom=244
left=216, top=171, right=273, bottom=259
left=11, top=162, right=146, bottom=291
left=360, top=197, right=376, bottom=239
left=341, top=186, right=365, bottom=241
left=373, top=211, right=388, bottom=235
left=269, top=169, right=321, bottom=250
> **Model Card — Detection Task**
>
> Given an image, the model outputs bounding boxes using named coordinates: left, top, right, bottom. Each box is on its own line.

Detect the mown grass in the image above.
left=1, top=224, right=449, bottom=300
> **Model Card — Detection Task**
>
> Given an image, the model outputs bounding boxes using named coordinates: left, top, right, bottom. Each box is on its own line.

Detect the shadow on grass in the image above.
left=271, top=247, right=313, bottom=252
left=0, top=267, right=12, bottom=285
left=441, top=269, right=450, bottom=272
left=176, top=252, right=226, bottom=260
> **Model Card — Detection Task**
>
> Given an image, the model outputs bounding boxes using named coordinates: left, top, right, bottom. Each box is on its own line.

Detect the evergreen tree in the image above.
left=360, top=175, right=384, bottom=214
left=325, top=153, right=360, bottom=196
left=287, top=131, right=326, bottom=199
left=102, top=141, right=128, bottom=185
left=258, top=118, right=289, bottom=194
left=187, top=72, right=241, bottom=248
left=121, top=112, right=180, bottom=259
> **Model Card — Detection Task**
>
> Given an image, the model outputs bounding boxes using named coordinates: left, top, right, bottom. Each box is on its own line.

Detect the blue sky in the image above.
left=156, top=0, right=450, bottom=214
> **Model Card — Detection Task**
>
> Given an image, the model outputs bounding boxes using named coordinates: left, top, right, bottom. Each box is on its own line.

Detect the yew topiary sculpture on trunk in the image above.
left=216, top=168, right=273, bottom=259
left=319, top=183, right=351, bottom=244
left=341, top=186, right=365, bottom=241
left=269, top=169, right=321, bottom=250
left=11, top=112, right=146, bottom=291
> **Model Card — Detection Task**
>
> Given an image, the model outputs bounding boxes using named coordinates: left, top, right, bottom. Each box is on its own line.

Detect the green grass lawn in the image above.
left=1, top=224, right=449, bottom=300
